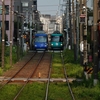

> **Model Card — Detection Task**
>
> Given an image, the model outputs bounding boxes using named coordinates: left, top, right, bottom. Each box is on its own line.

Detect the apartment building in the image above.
left=0, top=0, right=38, bottom=44
left=0, top=0, right=14, bottom=42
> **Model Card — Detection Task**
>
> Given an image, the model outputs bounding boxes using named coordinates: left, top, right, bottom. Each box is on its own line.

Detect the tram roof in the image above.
left=51, top=33, right=63, bottom=36
left=35, top=33, right=48, bottom=36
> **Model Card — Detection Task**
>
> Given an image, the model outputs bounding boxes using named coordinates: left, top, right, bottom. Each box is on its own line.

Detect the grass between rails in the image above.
left=48, top=82, right=72, bottom=100
left=51, top=53, right=64, bottom=78
left=17, top=82, right=46, bottom=100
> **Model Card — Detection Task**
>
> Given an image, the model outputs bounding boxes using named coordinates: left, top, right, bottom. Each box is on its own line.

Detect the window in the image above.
left=35, top=36, right=47, bottom=42
left=0, top=5, right=9, bottom=15
left=22, top=2, right=28, bottom=7
left=5, top=21, right=9, bottom=30
left=0, top=21, right=9, bottom=30
left=51, top=36, right=60, bottom=42
left=33, top=1, right=37, bottom=5
left=0, top=5, right=2, bottom=15
left=5, top=5, right=9, bottom=15
left=51, top=36, right=63, bottom=42
left=0, top=21, right=2, bottom=27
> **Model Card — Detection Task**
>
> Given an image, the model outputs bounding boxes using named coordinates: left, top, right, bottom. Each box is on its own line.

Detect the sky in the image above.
left=37, top=0, right=64, bottom=16
left=37, top=0, right=92, bottom=16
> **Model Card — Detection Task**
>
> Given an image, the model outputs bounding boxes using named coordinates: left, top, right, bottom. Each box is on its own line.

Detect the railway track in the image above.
left=61, top=51, right=75, bottom=100
left=13, top=51, right=46, bottom=100
left=0, top=50, right=76, bottom=100
left=0, top=52, right=37, bottom=87
left=44, top=50, right=75, bottom=100
left=0, top=51, right=52, bottom=100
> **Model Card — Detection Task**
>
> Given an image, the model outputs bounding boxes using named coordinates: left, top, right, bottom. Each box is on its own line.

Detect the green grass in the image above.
left=0, top=84, right=21, bottom=100
left=51, top=53, right=64, bottom=78
left=72, top=81, right=100, bottom=100
left=65, top=63, right=83, bottom=78
left=48, top=82, right=72, bottom=100
left=17, top=82, right=46, bottom=100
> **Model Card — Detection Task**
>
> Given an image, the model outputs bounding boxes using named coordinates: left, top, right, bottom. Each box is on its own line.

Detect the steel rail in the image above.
left=61, top=52, right=76, bottom=100
left=44, top=52, right=53, bottom=100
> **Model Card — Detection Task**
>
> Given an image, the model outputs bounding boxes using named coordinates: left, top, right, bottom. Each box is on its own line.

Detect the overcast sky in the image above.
left=37, top=0, right=63, bottom=15
left=37, top=0, right=93, bottom=16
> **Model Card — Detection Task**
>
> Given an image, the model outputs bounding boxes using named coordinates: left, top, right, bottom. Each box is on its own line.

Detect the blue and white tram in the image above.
left=34, top=33, right=48, bottom=50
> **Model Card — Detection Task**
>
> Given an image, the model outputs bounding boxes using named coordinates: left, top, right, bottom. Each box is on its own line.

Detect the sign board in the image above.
left=80, top=14, right=86, bottom=23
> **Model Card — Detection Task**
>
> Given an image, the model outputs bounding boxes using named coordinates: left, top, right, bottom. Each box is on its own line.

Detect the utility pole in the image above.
left=17, top=12, right=19, bottom=61
left=1, top=0, right=5, bottom=68
left=80, top=0, right=84, bottom=65
left=72, top=0, right=77, bottom=60
left=76, top=0, right=79, bottom=60
left=83, top=0, right=88, bottom=67
left=80, top=0, right=83, bottom=42
left=93, top=0, right=98, bottom=85
left=98, top=0, right=100, bottom=76
left=65, top=0, right=69, bottom=48
left=69, top=0, right=72, bottom=49
left=21, top=16, right=24, bottom=56
left=10, top=0, right=12, bottom=66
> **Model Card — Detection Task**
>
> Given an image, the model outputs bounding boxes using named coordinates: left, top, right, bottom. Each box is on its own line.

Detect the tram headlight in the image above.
left=45, top=44, right=48, bottom=47
left=35, top=45, right=37, bottom=47
left=61, top=44, right=63, bottom=46
left=51, top=44, right=53, bottom=46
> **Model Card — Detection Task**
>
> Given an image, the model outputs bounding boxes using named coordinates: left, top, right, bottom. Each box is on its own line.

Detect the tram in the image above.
left=34, top=32, right=48, bottom=50
left=50, top=31, right=64, bottom=50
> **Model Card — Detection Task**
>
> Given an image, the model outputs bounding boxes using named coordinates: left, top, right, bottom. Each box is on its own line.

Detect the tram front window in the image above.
left=51, top=36, right=60, bottom=42
left=35, top=36, right=47, bottom=42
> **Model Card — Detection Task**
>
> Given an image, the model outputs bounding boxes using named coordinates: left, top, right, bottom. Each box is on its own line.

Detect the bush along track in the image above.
left=63, top=49, right=100, bottom=100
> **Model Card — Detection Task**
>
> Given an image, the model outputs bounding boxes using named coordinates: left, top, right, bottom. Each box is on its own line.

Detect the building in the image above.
left=0, top=0, right=38, bottom=40
left=0, top=0, right=14, bottom=42
left=40, top=14, right=63, bottom=34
